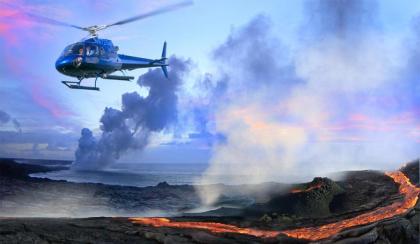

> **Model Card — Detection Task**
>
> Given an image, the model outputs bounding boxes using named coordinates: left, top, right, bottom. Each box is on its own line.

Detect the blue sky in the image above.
left=0, top=0, right=418, bottom=173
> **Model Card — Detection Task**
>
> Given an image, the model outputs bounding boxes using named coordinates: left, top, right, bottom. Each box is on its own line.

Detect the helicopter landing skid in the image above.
left=61, top=81, right=100, bottom=91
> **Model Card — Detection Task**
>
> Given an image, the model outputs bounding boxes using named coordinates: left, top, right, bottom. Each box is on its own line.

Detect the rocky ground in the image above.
left=0, top=159, right=418, bottom=243
left=0, top=158, right=203, bottom=217
left=0, top=158, right=289, bottom=217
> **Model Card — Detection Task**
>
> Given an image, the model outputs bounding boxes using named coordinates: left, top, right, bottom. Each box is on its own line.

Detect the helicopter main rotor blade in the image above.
left=0, top=1, right=85, bottom=30
left=1, top=0, right=193, bottom=36
left=105, top=0, right=193, bottom=28
left=26, top=13, right=85, bottom=30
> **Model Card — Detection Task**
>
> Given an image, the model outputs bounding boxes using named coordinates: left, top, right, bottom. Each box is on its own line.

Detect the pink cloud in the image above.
left=318, top=135, right=367, bottom=142
left=30, top=82, right=72, bottom=118
left=0, top=1, right=73, bottom=118
left=348, top=113, right=371, bottom=122
left=313, top=111, right=420, bottom=142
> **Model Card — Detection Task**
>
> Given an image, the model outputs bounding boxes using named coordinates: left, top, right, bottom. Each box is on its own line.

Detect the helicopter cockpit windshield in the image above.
left=61, top=43, right=84, bottom=57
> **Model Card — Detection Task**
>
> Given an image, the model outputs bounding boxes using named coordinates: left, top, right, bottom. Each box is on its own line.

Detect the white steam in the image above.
left=196, top=3, right=419, bottom=205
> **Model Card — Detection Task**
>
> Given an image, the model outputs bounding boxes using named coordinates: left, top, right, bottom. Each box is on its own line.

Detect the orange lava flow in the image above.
left=129, top=217, right=280, bottom=238
left=130, top=171, right=419, bottom=241
left=281, top=171, right=420, bottom=240
left=290, top=183, right=323, bottom=193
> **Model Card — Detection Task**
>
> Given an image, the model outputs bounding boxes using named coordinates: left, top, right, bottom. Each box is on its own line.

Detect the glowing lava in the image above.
left=129, top=217, right=280, bottom=238
left=290, top=182, right=323, bottom=193
left=281, top=171, right=420, bottom=240
left=130, top=171, right=420, bottom=241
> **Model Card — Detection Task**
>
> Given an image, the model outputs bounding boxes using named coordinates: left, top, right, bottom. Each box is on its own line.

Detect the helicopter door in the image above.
left=85, top=44, right=98, bottom=56
left=99, top=46, right=109, bottom=60
left=85, top=44, right=99, bottom=64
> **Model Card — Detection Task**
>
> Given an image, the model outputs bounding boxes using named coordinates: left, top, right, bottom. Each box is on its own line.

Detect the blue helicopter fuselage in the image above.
left=55, top=37, right=167, bottom=80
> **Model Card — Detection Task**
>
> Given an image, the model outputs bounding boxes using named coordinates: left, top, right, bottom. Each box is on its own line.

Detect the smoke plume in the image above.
left=0, top=110, right=11, bottom=124
left=196, top=1, right=419, bottom=205
left=73, top=57, right=190, bottom=170
left=0, top=110, right=21, bottom=133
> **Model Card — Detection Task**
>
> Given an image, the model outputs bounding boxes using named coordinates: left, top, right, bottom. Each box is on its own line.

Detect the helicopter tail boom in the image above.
left=118, top=41, right=168, bottom=78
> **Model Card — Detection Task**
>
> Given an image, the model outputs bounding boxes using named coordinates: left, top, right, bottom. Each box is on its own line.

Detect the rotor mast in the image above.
left=83, top=25, right=107, bottom=37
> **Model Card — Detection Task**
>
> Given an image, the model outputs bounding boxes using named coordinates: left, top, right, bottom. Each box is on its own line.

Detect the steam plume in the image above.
left=197, top=1, right=419, bottom=205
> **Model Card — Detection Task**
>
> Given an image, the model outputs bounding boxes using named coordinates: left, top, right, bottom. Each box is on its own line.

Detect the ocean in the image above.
left=27, top=159, right=320, bottom=187
left=31, top=163, right=209, bottom=187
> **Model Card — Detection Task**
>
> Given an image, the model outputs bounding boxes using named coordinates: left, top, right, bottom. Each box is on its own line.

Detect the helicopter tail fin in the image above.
left=161, top=41, right=168, bottom=78
left=162, top=41, right=167, bottom=59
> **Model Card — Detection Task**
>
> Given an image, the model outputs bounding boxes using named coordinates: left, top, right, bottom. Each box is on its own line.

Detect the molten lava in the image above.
left=290, top=182, right=323, bottom=193
left=129, top=217, right=280, bottom=238
left=130, top=171, right=420, bottom=241
left=281, top=171, right=420, bottom=240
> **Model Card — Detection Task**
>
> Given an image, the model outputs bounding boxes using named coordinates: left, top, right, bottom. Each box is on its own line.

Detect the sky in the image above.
left=0, top=0, right=418, bottom=177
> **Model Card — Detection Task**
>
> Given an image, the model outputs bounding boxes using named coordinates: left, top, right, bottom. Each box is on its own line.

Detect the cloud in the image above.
left=0, top=109, right=21, bottom=133
left=0, top=1, right=74, bottom=119
left=73, top=56, right=191, bottom=170
left=0, top=110, right=11, bottom=124
left=399, top=15, right=420, bottom=110
left=12, top=118, right=21, bottom=133
left=302, top=0, right=379, bottom=40
left=0, top=129, right=78, bottom=159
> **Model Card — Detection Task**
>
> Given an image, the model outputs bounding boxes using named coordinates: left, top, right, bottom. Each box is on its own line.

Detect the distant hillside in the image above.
left=0, top=158, right=68, bottom=178
left=13, top=158, right=72, bottom=166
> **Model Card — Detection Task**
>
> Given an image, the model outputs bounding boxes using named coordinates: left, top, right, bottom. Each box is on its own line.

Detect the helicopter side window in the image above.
left=99, top=47, right=106, bottom=57
left=103, top=45, right=117, bottom=58
left=71, top=44, right=84, bottom=56
left=85, top=44, right=98, bottom=57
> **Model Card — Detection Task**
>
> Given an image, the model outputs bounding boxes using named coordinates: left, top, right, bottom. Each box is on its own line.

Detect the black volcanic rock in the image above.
left=0, top=158, right=66, bottom=179
left=0, top=160, right=419, bottom=243
left=0, top=201, right=418, bottom=244
left=400, top=159, right=419, bottom=185
left=0, top=160, right=202, bottom=217
left=156, top=181, right=170, bottom=188
left=245, top=177, right=344, bottom=218
left=0, top=218, right=158, bottom=244
left=330, top=170, right=400, bottom=216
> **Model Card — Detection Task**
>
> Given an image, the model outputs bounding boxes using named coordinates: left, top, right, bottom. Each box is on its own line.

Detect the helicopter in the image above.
left=10, top=1, right=192, bottom=91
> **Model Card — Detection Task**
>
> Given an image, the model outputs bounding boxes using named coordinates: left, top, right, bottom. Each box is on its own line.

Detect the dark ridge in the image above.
left=400, top=159, right=419, bottom=185
left=0, top=158, right=68, bottom=179
left=156, top=181, right=170, bottom=188
left=244, top=177, right=344, bottom=218
left=330, top=170, right=399, bottom=214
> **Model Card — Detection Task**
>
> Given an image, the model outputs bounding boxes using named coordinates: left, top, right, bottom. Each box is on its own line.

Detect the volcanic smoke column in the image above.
left=73, top=57, right=190, bottom=170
